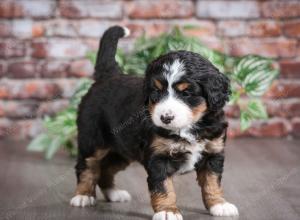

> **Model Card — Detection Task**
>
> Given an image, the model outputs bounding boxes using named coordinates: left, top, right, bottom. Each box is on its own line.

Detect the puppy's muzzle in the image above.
left=160, top=114, right=174, bottom=124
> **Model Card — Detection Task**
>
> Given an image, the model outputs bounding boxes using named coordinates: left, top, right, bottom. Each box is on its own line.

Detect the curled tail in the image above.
left=94, top=26, right=130, bottom=80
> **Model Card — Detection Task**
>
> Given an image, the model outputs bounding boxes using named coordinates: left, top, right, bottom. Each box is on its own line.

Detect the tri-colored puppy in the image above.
left=70, top=26, right=238, bottom=220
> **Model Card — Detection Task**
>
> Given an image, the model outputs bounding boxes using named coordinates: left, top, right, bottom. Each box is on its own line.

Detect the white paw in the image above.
left=70, top=195, right=96, bottom=207
left=102, top=188, right=131, bottom=202
left=152, top=211, right=183, bottom=220
left=210, top=202, right=239, bottom=217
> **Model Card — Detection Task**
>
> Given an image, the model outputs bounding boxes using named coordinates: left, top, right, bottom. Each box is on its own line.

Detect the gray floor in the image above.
left=0, top=138, right=300, bottom=220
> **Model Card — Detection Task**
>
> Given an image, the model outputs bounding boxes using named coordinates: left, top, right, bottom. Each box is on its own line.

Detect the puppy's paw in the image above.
left=152, top=211, right=183, bottom=220
left=210, top=202, right=239, bottom=217
left=102, top=188, right=131, bottom=202
left=70, top=195, right=96, bottom=207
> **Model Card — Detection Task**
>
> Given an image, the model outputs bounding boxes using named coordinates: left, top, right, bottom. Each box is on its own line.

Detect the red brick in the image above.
left=41, top=61, right=69, bottom=78
left=60, top=0, right=122, bottom=19
left=37, top=100, right=69, bottom=117
left=228, top=38, right=297, bottom=58
left=32, top=23, right=44, bottom=38
left=181, top=21, right=216, bottom=38
left=0, top=21, right=11, bottom=37
left=11, top=19, right=33, bottom=38
left=283, top=20, right=300, bottom=38
left=31, top=41, right=48, bottom=58
left=0, top=0, right=55, bottom=18
left=280, top=60, right=300, bottom=78
left=0, top=118, right=12, bottom=138
left=265, top=80, right=300, bottom=98
left=262, top=1, right=300, bottom=18
left=248, top=21, right=281, bottom=37
left=76, top=20, right=112, bottom=38
left=225, top=105, right=240, bottom=118
left=55, top=79, right=78, bottom=98
left=0, top=39, right=26, bottom=58
left=0, top=79, right=61, bottom=100
left=200, top=36, right=224, bottom=52
left=45, top=20, right=77, bottom=37
left=7, top=61, right=41, bottom=78
left=19, top=0, right=55, bottom=18
left=16, top=119, right=43, bottom=139
left=47, top=39, right=88, bottom=59
left=126, top=23, right=170, bottom=38
left=0, top=1, right=23, bottom=18
left=127, top=0, right=194, bottom=19
left=227, top=119, right=246, bottom=138
left=291, top=118, right=300, bottom=137
left=197, top=0, right=259, bottom=19
left=217, top=21, right=246, bottom=37
left=5, top=119, right=43, bottom=139
left=247, top=118, right=290, bottom=138
left=69, top=59, right=93, bottom=77
left=0, top=62, right=5, bottom=77
left=228, top=118, right=291, bottom=138
left=0, top=100, right=38, bottom=119
left=265, top=99, right=300, bottom=118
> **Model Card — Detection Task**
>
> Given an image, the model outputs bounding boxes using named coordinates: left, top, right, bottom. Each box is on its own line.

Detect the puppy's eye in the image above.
left=153, top=79, right=163, bottom=90
left=176, top=82, right=190, bottom=92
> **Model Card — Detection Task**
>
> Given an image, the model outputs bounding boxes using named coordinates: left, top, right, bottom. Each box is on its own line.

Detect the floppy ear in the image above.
left=143, top=65, right=152, bottom=106
left=202, top=72, right=231, bottom=111
left=143, top=81, right=150, bottom=105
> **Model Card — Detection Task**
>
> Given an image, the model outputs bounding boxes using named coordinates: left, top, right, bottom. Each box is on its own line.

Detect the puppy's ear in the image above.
left=202, top=72, right=231, bottom=111
left=143, top=81, right=150, bottom=105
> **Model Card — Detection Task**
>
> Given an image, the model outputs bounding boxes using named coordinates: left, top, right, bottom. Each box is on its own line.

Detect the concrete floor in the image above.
left=0, top=138, right=299, bottom=220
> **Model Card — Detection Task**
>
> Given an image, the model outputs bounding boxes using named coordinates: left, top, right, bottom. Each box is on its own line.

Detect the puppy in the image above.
left=70, top=26, right=238, bottom=220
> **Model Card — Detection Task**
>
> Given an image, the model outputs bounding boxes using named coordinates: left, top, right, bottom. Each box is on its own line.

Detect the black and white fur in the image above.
left=70, top=26, right=238, bottom=219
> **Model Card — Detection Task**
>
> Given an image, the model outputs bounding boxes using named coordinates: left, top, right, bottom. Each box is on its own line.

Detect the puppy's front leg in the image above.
left=196, top=153, right=238, bottom=217
left=146, top=158, right=182, bottom=220
left=149, top=177, right=182, bottom=220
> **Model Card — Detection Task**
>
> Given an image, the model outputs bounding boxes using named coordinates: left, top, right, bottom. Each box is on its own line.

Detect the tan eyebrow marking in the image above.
left=176, top=82, right=190, bottom=91
left=154, top=79, right=163, bottom=90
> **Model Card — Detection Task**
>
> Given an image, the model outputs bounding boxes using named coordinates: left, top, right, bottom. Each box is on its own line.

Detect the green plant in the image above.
left=28, top=26, right=279, bottom=159
left=27, top=78, right=93, bottom=159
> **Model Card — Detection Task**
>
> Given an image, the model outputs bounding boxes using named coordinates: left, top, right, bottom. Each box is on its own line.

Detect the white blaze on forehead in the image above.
left=163, top=59, right=185, bottom=95
left=151, top=59, right=192, bottom=130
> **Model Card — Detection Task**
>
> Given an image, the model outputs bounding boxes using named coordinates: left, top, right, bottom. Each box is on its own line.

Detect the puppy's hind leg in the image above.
left=98, top=153, right=131, bottom=203
left=70, top=149, right=109, bottom=207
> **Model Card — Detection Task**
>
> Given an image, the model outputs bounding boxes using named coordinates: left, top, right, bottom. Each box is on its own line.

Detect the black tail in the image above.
left=94, top=26, right=130, bottom=80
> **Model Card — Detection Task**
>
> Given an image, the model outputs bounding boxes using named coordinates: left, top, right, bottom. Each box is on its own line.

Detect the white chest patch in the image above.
left=176, top=141, right=205, bottom=174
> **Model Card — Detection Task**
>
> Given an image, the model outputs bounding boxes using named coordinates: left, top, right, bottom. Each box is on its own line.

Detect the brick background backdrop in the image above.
left=0, top=0, right=299, bottom=139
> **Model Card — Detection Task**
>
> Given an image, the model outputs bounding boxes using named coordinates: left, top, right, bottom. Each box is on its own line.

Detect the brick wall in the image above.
left=0, top=0, right=299, bottom=139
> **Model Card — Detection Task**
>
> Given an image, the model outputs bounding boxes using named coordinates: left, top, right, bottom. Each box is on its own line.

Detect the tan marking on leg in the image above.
left=75, top=149, right=109, bottom=196
left=151, top=178, right=179, bottom=213
left=192, top=102, right=207, bottom=121
left=197, top=170, right=225, bottom=209
left=205, top=135, right=225, bottom=153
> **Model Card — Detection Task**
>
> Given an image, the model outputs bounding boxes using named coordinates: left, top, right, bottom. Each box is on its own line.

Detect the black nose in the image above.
left=160, top=115, right=174, bottom=124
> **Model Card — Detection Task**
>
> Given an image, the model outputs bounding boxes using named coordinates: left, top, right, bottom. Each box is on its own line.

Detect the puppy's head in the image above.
left=144, top=51, right=230, bottom=131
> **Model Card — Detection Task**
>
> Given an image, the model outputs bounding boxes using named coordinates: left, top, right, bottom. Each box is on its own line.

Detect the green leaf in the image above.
left=233, top=55, right=278, bottom=97
left=247, top=100, right=268, bottom=119
left=86, top=51, right=97, bottom=65
left=240, top=111, right=252, bottom=131
left=45, top=136, right=64, bottom=159
left=27, top=134, right=51, bottom=152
